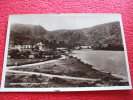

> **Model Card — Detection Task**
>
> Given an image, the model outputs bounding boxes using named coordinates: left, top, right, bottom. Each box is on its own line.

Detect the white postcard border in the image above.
left=0, top=14, right=132, bottom=92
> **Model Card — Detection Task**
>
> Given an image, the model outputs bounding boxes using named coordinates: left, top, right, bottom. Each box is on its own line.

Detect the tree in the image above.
left=49, top=34, right=55, bottom=41
left=44, top=39, right=49, bottom=49
left=14, top=39, right=23, bottom=45
left=9, top=49, right=21, bottom=59
left=31, top=38, right=36, bottom=51
left=21, top=51, right=30, bottom=58
left=52, top=40, right=57, bottom=50
left=58, top=40, right=66, bottom=47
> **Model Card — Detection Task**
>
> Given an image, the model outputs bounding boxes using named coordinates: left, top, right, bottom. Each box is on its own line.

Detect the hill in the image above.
left=9, top=21, right=123, bottom=50
left=10, top=24, right=47, bottom=45
left=50, top=21, right=123, bottom=50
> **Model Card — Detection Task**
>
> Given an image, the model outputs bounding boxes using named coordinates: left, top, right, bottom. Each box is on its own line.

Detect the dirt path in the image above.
left=7, top=55, right=66, bottom=69
left=7, top=70, right=100, bottom=81
left=7, top=59, right=58, bottom=69
left=7, top=55, right=100, bottom=82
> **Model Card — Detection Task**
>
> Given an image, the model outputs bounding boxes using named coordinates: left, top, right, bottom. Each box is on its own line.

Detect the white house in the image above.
left=9, top=42, right=45, bottom=51
left=14, top=45, right=21, bottom=51
left=80, top=46, right=92, bottom=49
left=36, top=42, right=45, bottom=51
left=21, top=45, right=33, bottom=51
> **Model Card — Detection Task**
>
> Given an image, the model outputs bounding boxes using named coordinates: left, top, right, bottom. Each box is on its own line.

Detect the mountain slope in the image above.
left=50, top=21, right=123, bottom=48
left=10, top=24, right=47, bottom=45
left=9, top=21, right=123, bottom=50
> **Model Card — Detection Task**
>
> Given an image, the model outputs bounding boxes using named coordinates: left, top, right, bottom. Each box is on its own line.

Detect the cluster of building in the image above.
left=9, top=41, right=94, bottom=52
left=75, top=46, right=92, bottom=50
left=9, top=42, right=45, bottom=51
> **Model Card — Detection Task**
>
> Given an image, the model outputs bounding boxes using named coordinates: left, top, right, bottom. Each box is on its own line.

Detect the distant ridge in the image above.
left=9, top=21, right=123, bottom=49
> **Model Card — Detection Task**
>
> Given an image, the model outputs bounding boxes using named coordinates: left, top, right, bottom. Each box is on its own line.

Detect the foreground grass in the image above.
left=5, top=72, right=97, bottom=88
left=9, top=57, right=109, bottom=78
left=7, top=59, right=46, bottom=66
left=5, top=71, right=128, bottom=88
left=5, top=57, right=129, bottom=88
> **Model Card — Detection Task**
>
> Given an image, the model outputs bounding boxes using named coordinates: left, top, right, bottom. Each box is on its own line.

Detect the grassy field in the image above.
left=5, top=71, right=128, bottom=88
left=7, top=54, right=61, bottom=66
left=7, top=58, right=46, bottom=66
left=5, top=72, right=97, bottom=88
left=5, top=57, right=129, bottom=88
left=10, top=58, right=112, bottom=79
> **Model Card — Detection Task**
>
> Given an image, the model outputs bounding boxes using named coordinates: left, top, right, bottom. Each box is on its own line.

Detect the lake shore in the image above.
left=5, top=55, right=129, bottom=88
left=71, top=49, right=128, bottom=77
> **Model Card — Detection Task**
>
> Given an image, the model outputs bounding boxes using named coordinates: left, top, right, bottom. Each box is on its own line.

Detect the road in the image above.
left=7, top=70, right=100, bottom=81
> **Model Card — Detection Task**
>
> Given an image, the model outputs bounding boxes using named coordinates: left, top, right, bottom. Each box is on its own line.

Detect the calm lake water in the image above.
left=72, top=49, right=128, bottom=76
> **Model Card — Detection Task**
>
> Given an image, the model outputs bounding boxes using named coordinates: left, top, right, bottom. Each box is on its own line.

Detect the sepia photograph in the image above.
left=1, top=14, right=132, bottom=91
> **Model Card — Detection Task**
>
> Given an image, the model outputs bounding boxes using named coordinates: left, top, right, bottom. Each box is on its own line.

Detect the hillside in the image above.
left=50, top=21, right=123, bottom=49
left=10, top=24, right=47, bottom=45
left=9, top=21, right=123, bottom=50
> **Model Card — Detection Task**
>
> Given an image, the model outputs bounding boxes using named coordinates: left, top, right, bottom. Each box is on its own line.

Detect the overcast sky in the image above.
left=9, top=14, right=121, bottom=31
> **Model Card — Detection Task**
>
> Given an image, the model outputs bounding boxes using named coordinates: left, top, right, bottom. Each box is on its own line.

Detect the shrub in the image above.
left=20, top=51, right=31, bottom=58
left=34, top=53, right=41, bottom=58
left=9, top=49, right=21, bottom=59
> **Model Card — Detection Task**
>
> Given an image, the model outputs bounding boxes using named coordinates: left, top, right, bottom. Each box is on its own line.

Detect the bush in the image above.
left=20, top=51, right=30, bottom=58
left=34, top=53, right=41, bottom=58
left=53, top=55, right=61, bottom=59
left=34, top=51, right=45, bottom=58
left=9, top=49, right=21, bottom=59
left=43, top=50, right=57, bottom=55
left=8, top=49, right=31, bottom=59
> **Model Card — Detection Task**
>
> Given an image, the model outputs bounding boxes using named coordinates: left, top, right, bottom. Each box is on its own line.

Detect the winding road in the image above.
left=6, top=55, right=100, bottom=81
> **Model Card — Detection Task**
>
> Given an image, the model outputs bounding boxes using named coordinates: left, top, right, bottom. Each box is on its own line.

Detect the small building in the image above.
left=36, top=42, right=45, bottom=51
left=80, top=46, right=92, bottom=49
left=29, top=54, right=35, bottom=59
left=75, top=46, right=81, bottom=50
left=12, top=44, right=33, bottom=51
left=57, top=48, right=68, bottom=50
left=101, top=43, right=108, bottom=48
left=36, top=42, right=43, bottom=51
left=21, top=45, right=33, bottom=51
left=9, top=42, right=45, bottom=51
left=14, top=45, right=21, bottom=51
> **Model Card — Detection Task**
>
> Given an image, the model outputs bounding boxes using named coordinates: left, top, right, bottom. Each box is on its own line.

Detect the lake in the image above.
left=72, top=49, right=128, bottom=77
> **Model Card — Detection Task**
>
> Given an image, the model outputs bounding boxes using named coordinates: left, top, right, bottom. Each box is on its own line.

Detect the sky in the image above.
left=9, top=14, right=121, bottom=31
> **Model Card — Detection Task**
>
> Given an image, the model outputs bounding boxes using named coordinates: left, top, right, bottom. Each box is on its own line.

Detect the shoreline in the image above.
left=7, top=54, right=128, bottom=81
left=71, top=49, right=128, bottom=77
left=69, top=55, right=128, bottom=81
left=5, top=55, right=129, bottom=88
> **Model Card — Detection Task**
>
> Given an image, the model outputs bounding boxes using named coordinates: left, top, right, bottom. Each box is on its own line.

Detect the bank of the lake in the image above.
left=72, top=49, right=128, bottom=77
left=5, top=57, right=129, bottom=88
